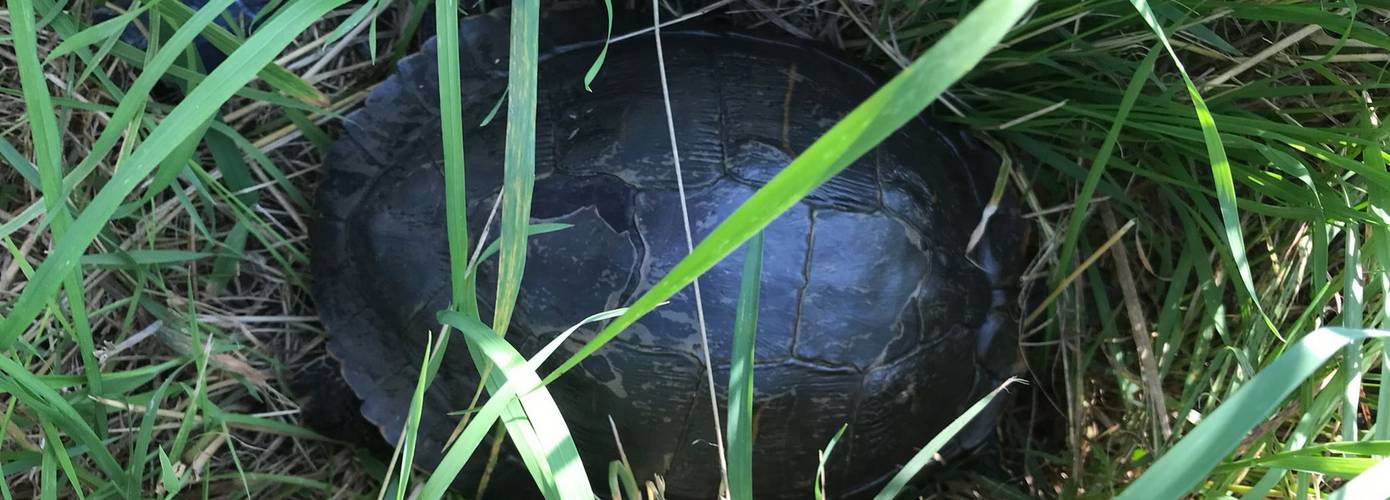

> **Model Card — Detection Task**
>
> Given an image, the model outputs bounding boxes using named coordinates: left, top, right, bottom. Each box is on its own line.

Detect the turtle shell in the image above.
left=311, top=8, right=1025, bottom=499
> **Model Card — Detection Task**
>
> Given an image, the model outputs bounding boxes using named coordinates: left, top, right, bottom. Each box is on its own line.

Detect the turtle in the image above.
left=309, top=6, right=1026, bottom=499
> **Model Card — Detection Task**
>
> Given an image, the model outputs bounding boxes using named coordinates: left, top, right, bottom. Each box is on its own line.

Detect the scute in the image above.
left=311, top=8, right=1024, bottom=500
left=793, top=209, right=931, bottom=369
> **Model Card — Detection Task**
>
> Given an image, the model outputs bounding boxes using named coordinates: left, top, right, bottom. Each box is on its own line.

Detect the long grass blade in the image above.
left=492, top=0, right=540, bottom=336
left=726, top=231, right=764, bottom=500
left=435, top=0, right=470, bottom=309
left=814, top=424, right=847, bottom=500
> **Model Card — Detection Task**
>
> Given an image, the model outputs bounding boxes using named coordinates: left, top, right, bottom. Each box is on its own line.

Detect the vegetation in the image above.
left=1, top=0, right=1388, bottom=498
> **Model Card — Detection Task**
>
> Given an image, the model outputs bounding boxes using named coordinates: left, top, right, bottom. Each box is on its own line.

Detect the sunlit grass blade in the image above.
left=433, top=307, right=627, bottom=491
left=1117, top=328, right=1390, bottom=499
left=492, top=0, right=540, bottom=336
left=874, top=378, right=1021, bottom=500
left=1052, top=44, right=1159, bottom=281
left=0, top=0, right=353, bottom=349
left=726, top=231, right=764, bottom=500
left=430, top=311, right=593, bottom=500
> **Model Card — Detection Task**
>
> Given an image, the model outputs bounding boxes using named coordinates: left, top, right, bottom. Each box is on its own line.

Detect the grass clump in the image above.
left=2, top=0, right=1389, bottom=498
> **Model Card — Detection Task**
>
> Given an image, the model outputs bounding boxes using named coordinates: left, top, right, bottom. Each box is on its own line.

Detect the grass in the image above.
left=2, top=0, right=1390, bottom=498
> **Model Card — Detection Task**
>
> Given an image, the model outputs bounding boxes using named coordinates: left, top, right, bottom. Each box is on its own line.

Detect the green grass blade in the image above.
left=428, top=307, right=626, bottom=495
left=1342, top=220, right=1364, bottom=442
left=582, top=0, right=613, bottom=91
left=814, top=424, right=847, bottom=500
left=0, top=0, right=352, bottom=349
left=10, top=0, right=105, bottom=434
left=607, top=460, right=641, bottom=500
left=726, top=231, right=764, bottom=500
left=434, top=0, right=470, bottom=308
left=394, top=331, right=449, bottom=500
left=430, top=311, right=592, bottom=500
left=874, top=378, right=1020, bottom=500
left=1117, top=328, right=1390, bottom=500
left=543, top=0, right=1036, bottom=385
left=493, top=0, right=540, bottom=335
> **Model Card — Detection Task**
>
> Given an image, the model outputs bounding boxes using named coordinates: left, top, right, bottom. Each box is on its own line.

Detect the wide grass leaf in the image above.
left=493, top=0, right=540, bottom=336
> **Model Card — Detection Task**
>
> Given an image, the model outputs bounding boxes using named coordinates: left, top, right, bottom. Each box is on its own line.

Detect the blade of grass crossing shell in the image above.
left=814, top=424, right=847, bottom=500
left=435, top=0, right=470, bottom=307
left=423, top=0, right=1035, bottom=492
left=10, top=0, right=106, bottom=434
left=543, top=0, right=1037, bottom=385
left=874, top=378, right=1021, bottom=500
left=1125, top=0, right=1278, bottom=338
left=434, top=312, right=592, bottom=499
left=1116, top=328, right=1390, bottom=500
left=43, top=2, right=147, bottom=61
left=493, top=0, right=540, bottom=335
left=727, top=231, right=764, bottom=500
left=0, top=0, right=352, bottom=349
left=582, top=0, right=613, bottom=91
